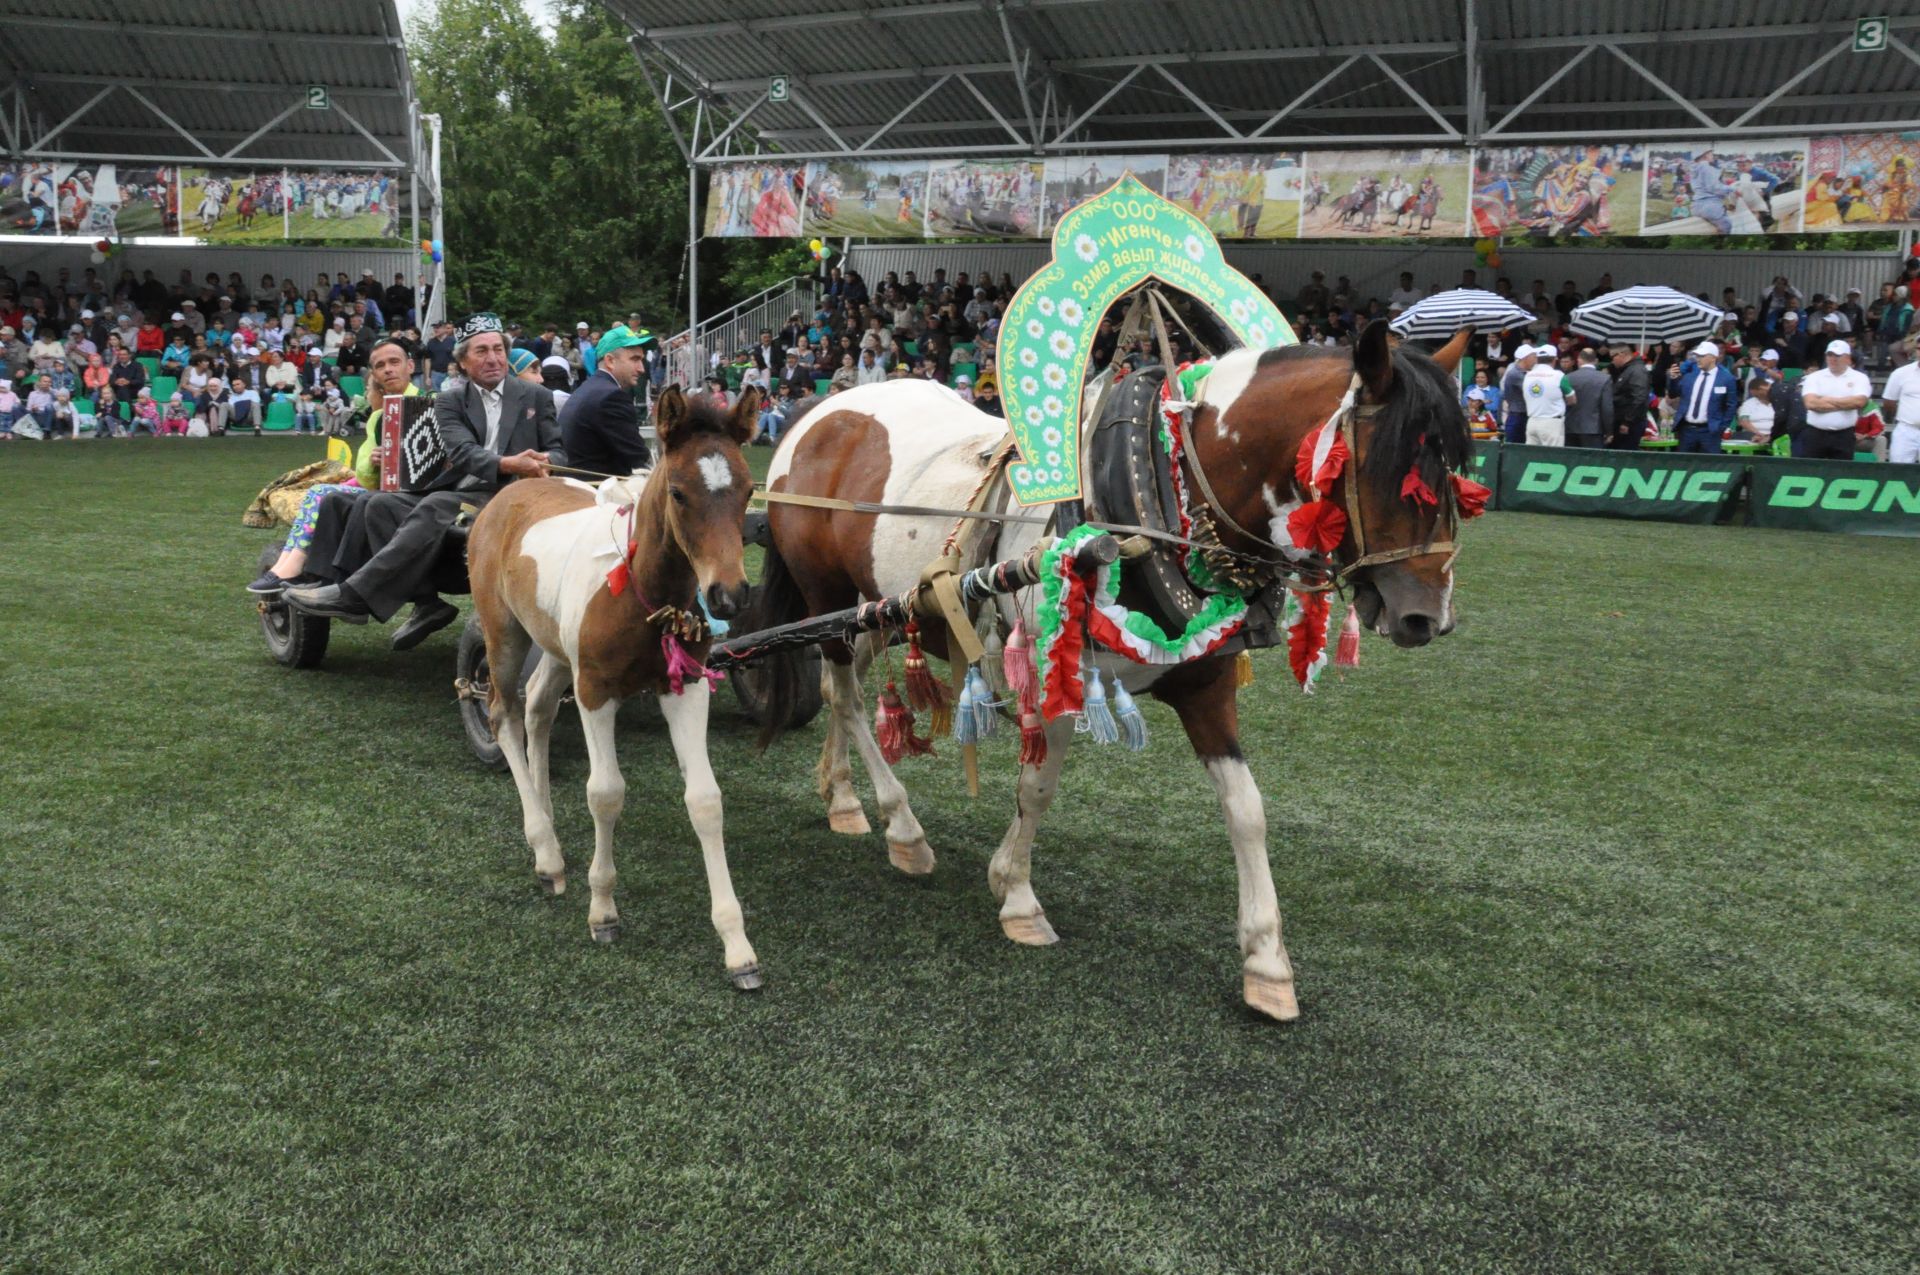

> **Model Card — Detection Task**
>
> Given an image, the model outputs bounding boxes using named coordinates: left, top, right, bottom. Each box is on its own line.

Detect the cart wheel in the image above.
left=731, top=646, right=824, bottom=731
left=455, top=616, right=508, bottom=771
left=257, top=545, right=331, bottom=669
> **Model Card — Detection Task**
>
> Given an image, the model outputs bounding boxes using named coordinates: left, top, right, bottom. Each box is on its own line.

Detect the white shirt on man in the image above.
left=1880, top=362, right=1920, bottom=426
left=1388, top=286, right=1421, bottom=311
left=1799, top=366, right=1871, bottom=431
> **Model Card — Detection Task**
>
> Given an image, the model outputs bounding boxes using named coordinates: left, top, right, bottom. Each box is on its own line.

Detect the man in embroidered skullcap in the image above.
left=286, top=312, right=565, bottom=649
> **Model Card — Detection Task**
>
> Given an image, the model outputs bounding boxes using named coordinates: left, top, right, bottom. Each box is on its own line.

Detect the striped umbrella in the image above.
left=1568, top=286, right=1723, bottom=351
left=1387, top=288, right=1536, bottom=339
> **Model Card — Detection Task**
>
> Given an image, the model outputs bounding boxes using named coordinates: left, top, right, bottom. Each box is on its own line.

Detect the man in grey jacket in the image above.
left=285, top=313, right=563, bottom=647
left=1607, top=346, right=1651, bottom=449
left=1564, top=347, right=1613, bottom=448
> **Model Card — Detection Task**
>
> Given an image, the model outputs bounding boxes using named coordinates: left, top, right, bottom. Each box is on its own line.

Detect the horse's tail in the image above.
left=740, top=540, right=812, bottom=750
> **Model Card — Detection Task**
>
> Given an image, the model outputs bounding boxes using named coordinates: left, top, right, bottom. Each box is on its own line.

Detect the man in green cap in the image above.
left=559, top=323, right=655, bottom=476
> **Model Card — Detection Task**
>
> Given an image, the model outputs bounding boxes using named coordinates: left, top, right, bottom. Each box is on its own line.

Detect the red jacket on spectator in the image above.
left=135, top=323, right=165, bottom=355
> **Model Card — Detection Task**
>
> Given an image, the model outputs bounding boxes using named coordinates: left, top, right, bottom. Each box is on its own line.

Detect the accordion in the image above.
left=380, top=395, right=449, bottom=492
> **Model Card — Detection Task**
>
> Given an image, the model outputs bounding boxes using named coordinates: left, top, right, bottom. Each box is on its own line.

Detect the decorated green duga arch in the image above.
left=997, top=174, right=1296, bottom=507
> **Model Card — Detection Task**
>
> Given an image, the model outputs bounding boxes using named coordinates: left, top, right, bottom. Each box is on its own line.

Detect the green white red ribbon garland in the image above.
left=1034, top=523, right=1248, bottom=719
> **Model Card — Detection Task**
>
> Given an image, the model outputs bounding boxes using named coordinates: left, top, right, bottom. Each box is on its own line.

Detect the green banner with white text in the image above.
left=1747, top=458, right=1920, bottom=537
left=1494, top=444, right=1747, bottom=525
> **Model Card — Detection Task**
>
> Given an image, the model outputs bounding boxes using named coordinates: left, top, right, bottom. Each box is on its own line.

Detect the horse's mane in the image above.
left=1255, top=341, right=1471, bottom=507
left=1358, top=344, right=1472, bottom=509
left=681, top=390, right=750, bottom=441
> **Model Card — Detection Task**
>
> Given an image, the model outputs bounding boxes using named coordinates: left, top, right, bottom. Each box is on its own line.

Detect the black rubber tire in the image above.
left=731, top=646, right=825, bottom=731
left=454, top=615, right=509, bottom=771
left=256, top=545, right=331, bottom=669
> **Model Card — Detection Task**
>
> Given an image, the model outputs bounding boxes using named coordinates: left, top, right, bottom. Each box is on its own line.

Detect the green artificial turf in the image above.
left=2, top=439, right=1916, bottom=1273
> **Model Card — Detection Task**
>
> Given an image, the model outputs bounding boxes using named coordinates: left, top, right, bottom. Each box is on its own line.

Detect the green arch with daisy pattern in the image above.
left=996, top=173, right=1295, bottom=506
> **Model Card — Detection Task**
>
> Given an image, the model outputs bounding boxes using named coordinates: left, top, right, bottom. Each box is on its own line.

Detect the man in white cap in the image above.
left=1521, top=344, right=1575, bottom=446
left=1798, top=339, right=1871, bottom=460
left=1880, top=343, right=1920, bottom=464
left=1768, top=310, right=1809, bottom=370
left=576, top=321, right=599, bottom=378
left=1500, top=344, right=1536, bottom=443
left=1667, top=341, right=1737, bottom=452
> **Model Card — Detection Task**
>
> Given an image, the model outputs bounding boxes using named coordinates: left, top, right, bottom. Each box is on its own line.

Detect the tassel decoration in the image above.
left=1080, top=668, right=1120, bottom=744
left=966, top=667, right=999, bottom=740
left=875, top=681, right=934, bottom=765
left=1111, top=679, right=1148, bottom=752
left=903, top=622, right=949, bottom=716
left=1019, top=710, right=1048, bottom=765
left=1002, top=620, right=1037, bottom=701
left=1335, top=601, right=1362, bottom=668
left=1235, top=650, right=1255, bottom=687
left=952, top=670, right=979, bottom=744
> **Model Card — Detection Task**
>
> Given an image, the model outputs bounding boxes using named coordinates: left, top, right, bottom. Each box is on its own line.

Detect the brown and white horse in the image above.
left=466, top=387, right=764, bottom=987
left=744, top=320, right=1470, bottom=1019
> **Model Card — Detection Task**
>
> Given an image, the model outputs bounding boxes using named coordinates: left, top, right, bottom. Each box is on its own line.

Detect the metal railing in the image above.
left=663, top=277, right=816, bottom=389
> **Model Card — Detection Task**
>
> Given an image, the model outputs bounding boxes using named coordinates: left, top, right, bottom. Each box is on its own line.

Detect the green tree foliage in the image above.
left=406, top=0, right=807, bottom=332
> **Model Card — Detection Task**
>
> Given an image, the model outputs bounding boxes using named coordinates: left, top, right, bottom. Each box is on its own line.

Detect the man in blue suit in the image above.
left=560, top=324, right=655, bottom=476
left=1666, top=341, right=1738, bottom=453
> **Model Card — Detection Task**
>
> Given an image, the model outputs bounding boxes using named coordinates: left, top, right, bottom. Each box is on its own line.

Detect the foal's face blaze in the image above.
left=664, top=443, right=753, bottom=619
left=653, top=384, right=761, bottom=621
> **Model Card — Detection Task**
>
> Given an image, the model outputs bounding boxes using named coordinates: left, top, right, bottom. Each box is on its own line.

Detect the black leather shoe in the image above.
left=246, top=572, right=288, bottom=596
left=283, top=582, right=371, bottom=623
left=390, top=598, right=460, bottom=651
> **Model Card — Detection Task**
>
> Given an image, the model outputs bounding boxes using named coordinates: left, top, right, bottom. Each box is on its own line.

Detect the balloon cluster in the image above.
left=1473, top=235, right=1502, bottom=270
left=807, top=237, right=833, bottom=263
left=418, top=238, right=444, bottom=264
left=89, top=237, right=119, bottom=266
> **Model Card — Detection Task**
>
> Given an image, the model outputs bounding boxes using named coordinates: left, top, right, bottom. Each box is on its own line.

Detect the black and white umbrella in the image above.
left=1387, top=288, right=1536, bottom=339
left=1568, top=286, right=1723, bottom=351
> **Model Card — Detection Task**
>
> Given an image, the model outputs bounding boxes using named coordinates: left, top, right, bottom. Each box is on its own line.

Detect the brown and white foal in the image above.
left=466, top=387, right=762, bottom=987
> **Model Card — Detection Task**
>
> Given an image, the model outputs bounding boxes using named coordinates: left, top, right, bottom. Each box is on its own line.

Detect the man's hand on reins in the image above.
left=500, top=449, right=551, bottom=479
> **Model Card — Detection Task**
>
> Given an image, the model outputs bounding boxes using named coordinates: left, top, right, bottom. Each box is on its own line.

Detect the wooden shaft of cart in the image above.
left=707, top=532, right=1119, bottom=672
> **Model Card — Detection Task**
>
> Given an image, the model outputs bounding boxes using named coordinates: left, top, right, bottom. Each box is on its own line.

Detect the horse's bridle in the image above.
left=1179, top=372, right=1461, bottom=595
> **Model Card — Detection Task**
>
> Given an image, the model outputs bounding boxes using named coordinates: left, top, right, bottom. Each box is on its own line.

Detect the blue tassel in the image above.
left=1111, top=679, right=1148, bottom=752
left=966, top=667, right=999, bottom=739
left=953, top=672, right=979, bottom=744
left=1081, top=668, right=1119, bottom=744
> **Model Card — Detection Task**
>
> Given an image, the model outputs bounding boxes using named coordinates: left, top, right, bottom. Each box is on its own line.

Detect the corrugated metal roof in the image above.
left=610, top=0, right=1920, bottom=160
left=1, top=0, right=417, bottom=168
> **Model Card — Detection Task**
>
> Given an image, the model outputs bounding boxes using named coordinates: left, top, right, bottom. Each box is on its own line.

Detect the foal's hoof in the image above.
left=828, top=807, right=871, bottom=836
left=590, top=920, right=620, bottom=944
left=887, top=839, right=936, bottom=876
left=1243, top=972, right=1300, bottom=1022
left=536, top=872, right=566, bottom=896
left=728, top=963, right=765, bottom=992
left=1000, top=911, right=1060, bottom=947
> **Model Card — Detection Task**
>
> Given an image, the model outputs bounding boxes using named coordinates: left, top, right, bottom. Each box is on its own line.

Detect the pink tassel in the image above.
left=662, top=633, right=722, bottom=696
left=1335, top=602, right=1362, bottom=668
left=1002, top=619, right=1037, bottom=700
left=1015, top=670, right=1046, bottom=765
left=875, top=680, right=933, bottom=764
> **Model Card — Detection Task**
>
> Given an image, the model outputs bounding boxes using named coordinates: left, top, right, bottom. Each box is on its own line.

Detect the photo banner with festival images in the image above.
left=4, top=161, right=179, bottom=237
left=699, top=130, right=1920, bottom=241
left=1472, top=144, right=1644, bottom=240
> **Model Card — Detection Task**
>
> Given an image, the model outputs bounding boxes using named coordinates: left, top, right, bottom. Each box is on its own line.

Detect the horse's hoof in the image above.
left=887, top=839, right=936, bottom=875
left=827, top=807, right=871, bottom=836
left=1243, top=972, right=1300, bottom=1022
left=590, top=920, right=620, bottom=944
left=536, top=872, right=566, bottom=896
left=1000, top=911, right=1060, bottom=946
left=728, top=963, right=765, bottom=992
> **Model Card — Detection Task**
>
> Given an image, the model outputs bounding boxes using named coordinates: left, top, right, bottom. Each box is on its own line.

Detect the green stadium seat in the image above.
left=136, top=356, right=160, bottom=379
left=338, top=375, right=365, bottom=400
left=150, top=376, right=179, bottom=405
left=814, top=378, right=832, bottom=395
left=903, top=341, right=919, bottom=357
left=951, top=343, right=975, bottom=360
left=950, top=362, right=977, bottom=387
left=263, top=399, right=296, bottom=432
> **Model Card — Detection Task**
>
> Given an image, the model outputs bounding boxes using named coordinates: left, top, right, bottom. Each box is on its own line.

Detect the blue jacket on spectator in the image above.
left=1668, top=361, right=1740, bottom=433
